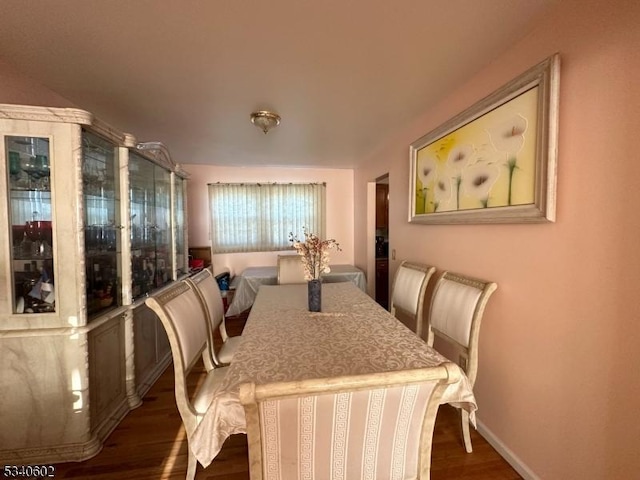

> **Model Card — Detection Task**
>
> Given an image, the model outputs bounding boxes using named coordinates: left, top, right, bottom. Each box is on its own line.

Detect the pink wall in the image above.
left=184, top=164, right=355, bottom=276
left=0, top=57, right=75, bottom=107
left=354, top=0, right=640, bottom=478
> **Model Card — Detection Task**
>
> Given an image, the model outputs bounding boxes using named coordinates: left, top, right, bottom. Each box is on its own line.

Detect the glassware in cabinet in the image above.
left=5, top=136, right=55, bottom=314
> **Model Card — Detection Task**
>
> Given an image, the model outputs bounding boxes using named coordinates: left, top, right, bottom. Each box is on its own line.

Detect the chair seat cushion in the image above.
left=218, top=336, right=243, bottom=364
left=193, top=366, right=229, bottom=414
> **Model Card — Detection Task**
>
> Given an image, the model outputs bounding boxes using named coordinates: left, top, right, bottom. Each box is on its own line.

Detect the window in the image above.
left=208, top=183, right=326, bottom=253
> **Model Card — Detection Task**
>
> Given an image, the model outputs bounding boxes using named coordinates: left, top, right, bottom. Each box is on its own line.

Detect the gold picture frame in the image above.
left=409, top=54, right=560, bottom=224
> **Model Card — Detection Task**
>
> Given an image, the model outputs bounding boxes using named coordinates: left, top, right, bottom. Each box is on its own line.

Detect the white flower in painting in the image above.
left=434, top=177, right=452, bottom=206
left=447, top=144, right=474, bottom=172
left=474, top=142, right=497, bottom=163
left=444, top=144, right=474, bottom=210
left=418, top=155, right=437, bottom=188
left=487, top=114, right=528, bottom=154
left=462, top=163, right=501, bottom=207
left=417, top=155, right=438, bottom=213
left=486, top=114, right=529, bottom=206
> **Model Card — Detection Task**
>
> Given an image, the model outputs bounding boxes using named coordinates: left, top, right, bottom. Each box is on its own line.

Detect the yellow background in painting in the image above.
left=415, top=87, right=539, bottom=214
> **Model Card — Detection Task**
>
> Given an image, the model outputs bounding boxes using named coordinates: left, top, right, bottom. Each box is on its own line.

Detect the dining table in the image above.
left=190, top=281, right=477, bottom=468
left=224, top=264, right=366, bottom=317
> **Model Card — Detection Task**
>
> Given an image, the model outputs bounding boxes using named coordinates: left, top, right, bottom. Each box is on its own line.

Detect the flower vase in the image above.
left=307, top=279, right=322, bottom=312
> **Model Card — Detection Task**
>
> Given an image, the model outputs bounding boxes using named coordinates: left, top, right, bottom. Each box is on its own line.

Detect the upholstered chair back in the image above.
left=156, top=282, right=210, bottom=370
left=240, top=364, right=460, bottom=480
left=186, top=267, right=242, bottom=367
left=188, top=268, right=225, bottom=331
left=277, top=254, right=307, bottom=284
left=390, top=261, right=436, bottom=337
left=430, top=278, right=482, bottom=349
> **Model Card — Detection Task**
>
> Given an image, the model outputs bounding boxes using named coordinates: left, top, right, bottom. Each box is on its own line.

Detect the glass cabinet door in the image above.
left=82, top=130, right=121, bottom=318
left=130, top=152, right=155, bottom=299
left=129, top=152, right=173, bottom=300
left=154, top=164, right=173, bottom=286
left=6, top=136, right=55, bottom=314
left=173, top=174, right=186, bottom=277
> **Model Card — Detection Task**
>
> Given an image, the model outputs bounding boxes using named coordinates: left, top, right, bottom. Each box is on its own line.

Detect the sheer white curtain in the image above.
left=208, top=183, right=326, bottom=253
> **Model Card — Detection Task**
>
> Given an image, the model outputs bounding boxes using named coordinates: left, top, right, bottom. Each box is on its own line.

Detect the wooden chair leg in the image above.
left=461, top=408, right=473, bottom=453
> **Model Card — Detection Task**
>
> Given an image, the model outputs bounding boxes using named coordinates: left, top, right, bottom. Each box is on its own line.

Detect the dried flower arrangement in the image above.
left=289, top=229, right=341, bottom=281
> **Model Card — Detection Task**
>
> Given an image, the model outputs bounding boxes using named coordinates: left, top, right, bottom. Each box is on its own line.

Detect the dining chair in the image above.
left=185, top=267, right=242, bottom=367
left=390, top=261, right=436, bottom=338
left=426, top=271, right=497, bottom=453
left=239, top=363, right=460, bottom=480
left=146, top=282, right=229, bottom=480
left=276, top=254, right=306, bottom=284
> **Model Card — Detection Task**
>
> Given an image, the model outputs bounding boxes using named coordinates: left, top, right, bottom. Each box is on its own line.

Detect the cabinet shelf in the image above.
left=10, top=186, right=51, bottom=193
left=13, top=253, right=54, bottom=261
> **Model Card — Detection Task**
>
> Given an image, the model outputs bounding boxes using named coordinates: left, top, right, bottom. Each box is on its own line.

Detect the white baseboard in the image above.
left=476, top=418, right=540, bottom=480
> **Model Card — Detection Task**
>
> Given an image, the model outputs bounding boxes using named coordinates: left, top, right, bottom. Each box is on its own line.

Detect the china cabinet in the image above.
left=0, top=104, right=189, bottom=463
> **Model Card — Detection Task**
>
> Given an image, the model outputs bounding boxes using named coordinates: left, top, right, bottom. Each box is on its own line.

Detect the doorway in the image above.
left=374, top=175, right=389, bottom=309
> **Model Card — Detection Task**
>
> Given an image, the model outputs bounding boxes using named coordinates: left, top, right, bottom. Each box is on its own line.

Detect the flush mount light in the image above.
left=250, top=110, right=281, bottom=134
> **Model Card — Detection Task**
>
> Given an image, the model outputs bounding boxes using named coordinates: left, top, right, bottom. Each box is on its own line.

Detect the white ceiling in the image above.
left=0, top=0, right=558, bottom=168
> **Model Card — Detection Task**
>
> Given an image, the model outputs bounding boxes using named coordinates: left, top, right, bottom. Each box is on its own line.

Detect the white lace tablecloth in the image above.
left=225, top=264, right=366, bottom=317
left=191, top=282, right=476, bottom=468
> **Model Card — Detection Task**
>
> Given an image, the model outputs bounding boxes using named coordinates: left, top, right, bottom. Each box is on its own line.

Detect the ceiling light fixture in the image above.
left=250, top=110, right=281, bottom=134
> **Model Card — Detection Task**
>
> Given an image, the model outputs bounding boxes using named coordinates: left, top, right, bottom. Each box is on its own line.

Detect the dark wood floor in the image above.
left=52, top=313, right=521, bottom=479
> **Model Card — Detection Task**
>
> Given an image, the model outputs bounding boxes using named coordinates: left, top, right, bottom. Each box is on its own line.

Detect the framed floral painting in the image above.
left=409, top=53, right=560, bottom=224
